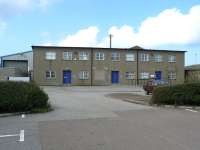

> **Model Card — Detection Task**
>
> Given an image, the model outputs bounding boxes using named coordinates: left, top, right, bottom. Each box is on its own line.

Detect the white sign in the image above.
left=8, top=77, right=30, bottom=82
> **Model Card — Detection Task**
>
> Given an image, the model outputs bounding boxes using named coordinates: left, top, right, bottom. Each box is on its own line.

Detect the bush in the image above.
left=150, top=83, right=200, bottom=106
left=0, top=81, right=50, bottom=113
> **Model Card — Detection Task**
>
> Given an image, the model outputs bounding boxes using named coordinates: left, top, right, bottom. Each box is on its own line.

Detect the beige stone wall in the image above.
left=33, top=47, right=185, bottom=86
left=0, top=67, right=23, bottom=81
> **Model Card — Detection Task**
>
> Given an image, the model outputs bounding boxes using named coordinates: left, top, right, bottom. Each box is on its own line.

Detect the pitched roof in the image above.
left=129, top=45, right=144, bottom=49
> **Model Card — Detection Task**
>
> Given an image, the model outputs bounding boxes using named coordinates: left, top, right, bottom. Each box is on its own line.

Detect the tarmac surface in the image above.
left=0, top=86, right=200, bottom=150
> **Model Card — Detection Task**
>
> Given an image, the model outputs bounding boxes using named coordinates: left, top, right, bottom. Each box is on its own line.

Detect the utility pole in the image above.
left=109, top=34, right=113, bottom=48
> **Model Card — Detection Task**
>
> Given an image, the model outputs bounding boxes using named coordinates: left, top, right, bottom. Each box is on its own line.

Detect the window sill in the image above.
left=112, top=60, right=120, bottom=62
left=46, top=78, right=56, bottom=80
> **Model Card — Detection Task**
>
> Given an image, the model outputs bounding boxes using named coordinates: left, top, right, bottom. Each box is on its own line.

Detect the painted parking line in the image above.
left=185, top=109, right=198, bottom=113
left=21, top=114, right=26, bottom=118
left=19, top=130, right=24, bottom=142
left=0, top=130, right=24, bottom=142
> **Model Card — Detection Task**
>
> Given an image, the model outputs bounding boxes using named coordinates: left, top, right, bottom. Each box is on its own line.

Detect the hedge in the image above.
left=0, top=81, right=50, bottom=113
left=150, top=83, right=200, bottom=106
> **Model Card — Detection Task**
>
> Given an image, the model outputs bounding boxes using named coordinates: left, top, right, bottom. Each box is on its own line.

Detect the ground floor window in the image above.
left=140, top=72, right=149, bottom=79
left=79, top=71, right=89, bottom=80
left=168, top=72, right=176, bottom=80
left=46, top=70, right=56, bottom=79
left=126, top=72, right=135, bottom=80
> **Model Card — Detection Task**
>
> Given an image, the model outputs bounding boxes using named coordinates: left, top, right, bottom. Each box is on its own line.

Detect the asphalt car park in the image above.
left=0, top=86, right=200, bottom=150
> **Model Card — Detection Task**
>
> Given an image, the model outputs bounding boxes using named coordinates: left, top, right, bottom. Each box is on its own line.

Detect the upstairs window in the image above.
left=46, top=52, right=56, bottom=60
left=46, top=70, right=56, bottom=79
left=79, top=52, right=89, bottom=60
left=63, top=52, right=73, bottom=60
left=111, top=52, right=120, bottom=61
left=168, top=55, right=176, bottom=62
left=79, top=71, right=89, bottom=80
left=126, top=53, right=135, bottom=61
left=140, top=53, right=149, bottom=62
left=96, top=52, right=105, bottom=60
left=154, top=54, right=163, bottom=62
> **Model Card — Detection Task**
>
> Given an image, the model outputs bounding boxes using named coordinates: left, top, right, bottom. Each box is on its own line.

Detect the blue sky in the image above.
left=0, top=0, right=200, bottom=65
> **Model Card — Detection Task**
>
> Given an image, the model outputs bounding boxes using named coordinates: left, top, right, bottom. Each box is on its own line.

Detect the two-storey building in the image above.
left=32, top=46, right=185, bottom=86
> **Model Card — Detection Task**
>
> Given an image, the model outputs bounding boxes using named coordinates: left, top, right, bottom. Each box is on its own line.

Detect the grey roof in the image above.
left=32, top=45, right=186, bottom=53
left=0, top=51, right=32, bottom=58
left=185, top=64, right=200, bottom=71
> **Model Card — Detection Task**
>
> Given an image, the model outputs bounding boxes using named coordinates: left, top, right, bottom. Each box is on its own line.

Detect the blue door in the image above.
left=63, top=70, right=71, bottom=84
left=111, top=71, right=119, bottom=83
left=155, top=71, right=162, bottom=80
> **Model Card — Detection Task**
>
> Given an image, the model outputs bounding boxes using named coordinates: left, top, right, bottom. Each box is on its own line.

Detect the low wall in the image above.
left=0, top=67, right=24, bottom=81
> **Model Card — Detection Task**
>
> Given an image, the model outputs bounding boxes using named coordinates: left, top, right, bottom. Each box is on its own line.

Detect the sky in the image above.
left=0, top=0, right=200, bottom=66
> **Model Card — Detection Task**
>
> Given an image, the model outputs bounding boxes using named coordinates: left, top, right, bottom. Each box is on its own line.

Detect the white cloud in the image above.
left=136, top=5, right=200, bottom=47
left=56, top=5, right=200, bottom=48
left=58, top=26, right=100, bottom=47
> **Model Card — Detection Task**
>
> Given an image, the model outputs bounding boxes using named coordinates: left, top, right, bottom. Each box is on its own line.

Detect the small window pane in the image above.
left=51, top=72, right=56, bottom=78
left=46, top=71, right=50, bottom=78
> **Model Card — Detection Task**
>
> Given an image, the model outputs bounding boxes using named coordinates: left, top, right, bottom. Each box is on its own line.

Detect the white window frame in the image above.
left=46, top=70, right=56, bottom=79
left=126, top=53, right=135, bottom=61
left=79, top=71, right=89, bottom=80
left=45, top=52, right=56, bottom=60
left=168, top=55, right=176, bottom=62
left=126, top=72, right=135, bottom=80
left=140, top=53, right=149, bottom=62
left=95, top=52, right=105, bottom=60
left=111, top=52, right=120, bottom=61
left=154, top=54, right=163, bottom=62
left=63, top=52, right=73, bottom=60
left=140, top=72, right=149, bottom=79
left=79, top=52, right=89, bottom=60
left=168, top=72, right=176, bottom=80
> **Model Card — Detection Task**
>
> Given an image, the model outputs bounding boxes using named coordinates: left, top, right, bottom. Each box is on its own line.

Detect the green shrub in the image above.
left=150, top=83, right=200, bottom=106
left=0, top=81, right=50, bottom=113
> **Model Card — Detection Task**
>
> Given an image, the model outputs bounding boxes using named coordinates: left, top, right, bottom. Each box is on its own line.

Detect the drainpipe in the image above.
left=90, top=49, right=93, bottom=86
left=136, top=49, right=139, bottom=86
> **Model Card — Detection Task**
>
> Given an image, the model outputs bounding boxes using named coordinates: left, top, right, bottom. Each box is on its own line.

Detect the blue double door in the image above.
left=155, top=71, right=162, bottom=80
left=111, top=71, right=119, bottom=84
left=63, top=70, right=71, bottom=84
